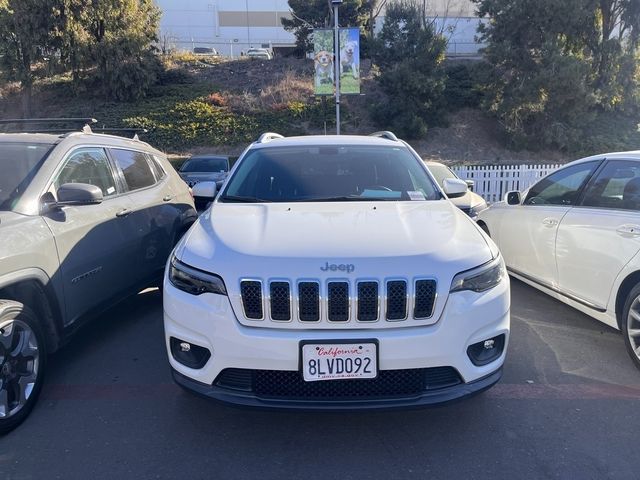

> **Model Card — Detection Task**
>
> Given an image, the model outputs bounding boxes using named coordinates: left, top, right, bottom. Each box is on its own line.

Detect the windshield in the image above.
left=220, top=145, right=440, bottom=203
left=181, top=157, right=229, bottom=173
left=427, top=163, right=457, bottom=187
left=0, top=142, right=52, bottom=211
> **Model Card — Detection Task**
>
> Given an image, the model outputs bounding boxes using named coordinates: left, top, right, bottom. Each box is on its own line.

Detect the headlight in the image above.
left=450, top=255, right=505, bottom=293
left=169, top=256, right=227, bottom=296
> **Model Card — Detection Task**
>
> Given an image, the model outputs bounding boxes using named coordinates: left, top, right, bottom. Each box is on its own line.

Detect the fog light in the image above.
left=467, top=334, right=505, bottom=366
left=170, top=337, right=211, bottom=369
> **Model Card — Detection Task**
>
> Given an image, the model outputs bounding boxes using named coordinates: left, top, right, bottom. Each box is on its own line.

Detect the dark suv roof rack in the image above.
left=0, top=117, right=97, bottom=134
left=369, top=131, right=399, bottom=142
left=0, top=118, right=146, bottom=140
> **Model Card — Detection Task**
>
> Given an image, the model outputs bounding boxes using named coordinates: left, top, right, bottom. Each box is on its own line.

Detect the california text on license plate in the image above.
left=301, top=342, right=378, bottom=382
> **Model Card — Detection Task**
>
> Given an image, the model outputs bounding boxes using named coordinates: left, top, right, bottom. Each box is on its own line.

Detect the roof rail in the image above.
left=369, top=131, right=399, bottom=142
left=0, top=118, right=97, bottom=134
left=257, top=132, right=284, bottom=143
left=92, top=127, right=148, bottom=141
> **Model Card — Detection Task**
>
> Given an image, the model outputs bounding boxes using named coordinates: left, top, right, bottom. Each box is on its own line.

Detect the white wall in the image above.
left=156, top=0, right=295, bottom=56
left=156, top=0, right=484, bottom=57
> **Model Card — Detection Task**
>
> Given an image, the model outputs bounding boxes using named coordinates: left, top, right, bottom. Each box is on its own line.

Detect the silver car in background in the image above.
left=426, top=161, right=488, bottom=219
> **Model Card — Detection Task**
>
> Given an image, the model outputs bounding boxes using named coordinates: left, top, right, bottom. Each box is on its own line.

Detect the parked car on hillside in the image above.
left=425, top=161, right=488, bottom=219
left=164, top=131, right=510, bottom=410
left=246, top=48, right=272, bottom=60
left=477, top=152, right=640, bottom=370
left=0, top=119, right=197, bottom=433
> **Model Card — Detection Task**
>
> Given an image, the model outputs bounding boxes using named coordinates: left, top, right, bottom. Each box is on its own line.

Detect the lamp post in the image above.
left=332, top=0, right=342, bottom=135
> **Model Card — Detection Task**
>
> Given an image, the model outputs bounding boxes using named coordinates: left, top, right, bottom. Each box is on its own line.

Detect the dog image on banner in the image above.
left=339, top=28, right=360, bottom=95
left=313, top=29, right=335, bottom=95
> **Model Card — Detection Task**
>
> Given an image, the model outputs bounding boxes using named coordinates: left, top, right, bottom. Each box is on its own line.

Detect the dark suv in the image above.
left=0, top=119, right=197, bottom=433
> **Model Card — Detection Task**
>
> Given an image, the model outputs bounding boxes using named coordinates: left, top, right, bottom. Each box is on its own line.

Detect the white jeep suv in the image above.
left=163, top=132, right=510, bottom=409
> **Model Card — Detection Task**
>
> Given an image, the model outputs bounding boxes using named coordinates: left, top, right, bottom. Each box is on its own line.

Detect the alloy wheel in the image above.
left=0, top=319, right=40, bottom=419
left=626, top=297, right=640, bottom=362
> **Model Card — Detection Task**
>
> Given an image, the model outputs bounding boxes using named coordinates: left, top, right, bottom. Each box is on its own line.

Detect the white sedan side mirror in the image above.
left=192, top=181, right=217, bottom=199
left=442, top=178, right=468, bottom=198
left=505, top=191, right=522, bottom=205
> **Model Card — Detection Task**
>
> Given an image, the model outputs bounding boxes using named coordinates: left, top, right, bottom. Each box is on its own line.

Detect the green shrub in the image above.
left=444, top=61, right=490, bottom=111
left=370, top=1, right=448, bottom=139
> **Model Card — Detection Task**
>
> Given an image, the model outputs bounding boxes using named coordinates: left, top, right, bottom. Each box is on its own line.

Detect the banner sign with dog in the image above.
left=338, top=28, right=360, bottom=95
left=313, top=29, right=334, bottom=96
left=313, top=28, right=360, bottom=96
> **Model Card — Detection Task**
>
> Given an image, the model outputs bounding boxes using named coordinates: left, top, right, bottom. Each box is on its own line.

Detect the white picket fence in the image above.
left=452, top=164, right=562, bottom=203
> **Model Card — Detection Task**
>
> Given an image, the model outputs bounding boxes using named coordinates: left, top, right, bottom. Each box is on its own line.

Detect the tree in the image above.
left=370, top=0, right=448, bottom=138
left=282, top=0, right=366, bottom=54
left=0, top=0, right=57, bottom=115
left=82, top=0, right=161, bottom=101
left=474, top=0, right=640, bottom=151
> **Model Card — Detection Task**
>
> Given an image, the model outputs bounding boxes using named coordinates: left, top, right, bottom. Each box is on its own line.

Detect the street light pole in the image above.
left=245, top=0, right=251, bottom=48
left=332, top=0, right=342, bottom=135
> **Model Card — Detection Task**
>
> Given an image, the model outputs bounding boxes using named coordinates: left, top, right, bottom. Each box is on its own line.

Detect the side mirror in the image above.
left=442, top=178, right=468, bottom=198
left=192, top=181, right=217, bottom=199
left=57, top=183, right=103, bottom=206
left=465, top=179, right=475, bottom=191
left=505, top=191, right=522, bottom=205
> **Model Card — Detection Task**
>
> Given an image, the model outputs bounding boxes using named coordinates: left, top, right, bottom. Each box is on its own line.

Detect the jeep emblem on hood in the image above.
left=321, top=262, right=355, bottom=273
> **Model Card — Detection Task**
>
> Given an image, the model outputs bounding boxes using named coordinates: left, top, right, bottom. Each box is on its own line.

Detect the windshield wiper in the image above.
left=219, top=195, right=271, bottom=203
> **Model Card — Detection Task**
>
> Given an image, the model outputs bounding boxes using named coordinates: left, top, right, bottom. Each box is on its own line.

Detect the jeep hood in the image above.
left=180, top=200, right=493, bottom=276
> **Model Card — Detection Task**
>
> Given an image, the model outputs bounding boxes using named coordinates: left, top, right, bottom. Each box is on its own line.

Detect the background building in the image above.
left=155, top=0, right=483, bottom=57
left=156, top=0, right=294, bottom=56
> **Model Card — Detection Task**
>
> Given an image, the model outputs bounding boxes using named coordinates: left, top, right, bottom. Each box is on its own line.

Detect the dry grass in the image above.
left=226, top=69, right=313, bottom=114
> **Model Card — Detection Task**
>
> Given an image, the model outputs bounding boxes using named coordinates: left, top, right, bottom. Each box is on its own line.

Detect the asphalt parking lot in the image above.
left=2, top=278, right=640, bottom=480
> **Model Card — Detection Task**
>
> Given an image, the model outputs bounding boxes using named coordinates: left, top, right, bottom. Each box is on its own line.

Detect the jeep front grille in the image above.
left=240, top=281, right=263, bottom=319
left=298, top=282, right=320, bottom=321
left=327, top=281, right=349, bottom=322
left=239, top=278, right=437, bottom=326
left=357, top=282, right=379, bottom=321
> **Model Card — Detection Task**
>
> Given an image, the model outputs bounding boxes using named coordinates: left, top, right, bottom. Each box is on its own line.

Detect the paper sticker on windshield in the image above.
left=407, top=191, right=425, bottom=201
left=107, top=187, right=116, bottom=195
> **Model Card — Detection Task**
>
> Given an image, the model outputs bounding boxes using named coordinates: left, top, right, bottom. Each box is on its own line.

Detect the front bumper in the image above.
left=171, top=366, right=502, bottom=411
left=163, top=275, right=509, bottom=409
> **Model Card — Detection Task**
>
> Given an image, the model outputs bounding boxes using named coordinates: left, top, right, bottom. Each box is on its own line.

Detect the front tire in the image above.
left=0, top=301, right=46, bottom=434
left=621, top=285, right=640, bottom=371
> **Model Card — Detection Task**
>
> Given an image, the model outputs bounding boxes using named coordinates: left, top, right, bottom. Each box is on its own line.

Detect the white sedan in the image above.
left=477, top=151, right=640, bottom=370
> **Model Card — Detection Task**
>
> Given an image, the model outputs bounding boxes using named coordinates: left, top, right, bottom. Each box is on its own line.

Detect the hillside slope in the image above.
left=0, top=56, right=571, bottom=165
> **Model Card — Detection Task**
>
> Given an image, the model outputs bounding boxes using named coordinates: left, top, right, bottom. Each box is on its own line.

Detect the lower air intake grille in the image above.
left=240, top=281, right=263, bottom=319
left=214, top=367, right=462, bottom=399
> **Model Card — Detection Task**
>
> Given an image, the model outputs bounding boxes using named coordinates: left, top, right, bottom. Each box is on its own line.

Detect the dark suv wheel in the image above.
left=0, top=301, right=46, bottom=434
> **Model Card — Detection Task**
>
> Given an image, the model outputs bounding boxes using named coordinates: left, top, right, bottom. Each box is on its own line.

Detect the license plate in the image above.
left=301, top=342, right=377, bottom=382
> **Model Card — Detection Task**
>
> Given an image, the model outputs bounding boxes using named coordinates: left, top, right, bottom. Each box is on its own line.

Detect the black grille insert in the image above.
left=270, top=282, right=291, bottom=321
left=357, top=282, right=379, bottom=321
left=386, top=280, right=407, bottom=320
left=240, top=281, right=263, bottom=319
left=214, top=367, right=462, bottom=399
left=328, top=282, right=349, bottom=321
left=298, top=282, right=320, bottom=321
left=414, top=280, right=437, bottom=318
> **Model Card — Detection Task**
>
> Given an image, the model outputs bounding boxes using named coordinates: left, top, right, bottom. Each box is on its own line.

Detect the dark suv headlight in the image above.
left=169, top=256, right=227, bottom=296
left=450, top=255, right=505, bottom=293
